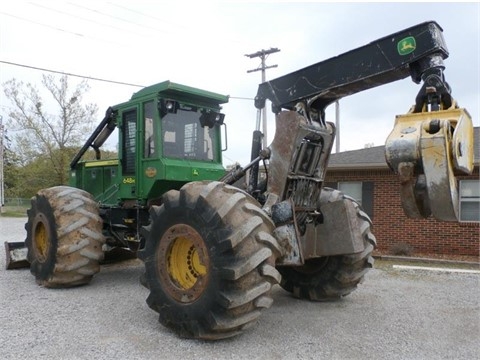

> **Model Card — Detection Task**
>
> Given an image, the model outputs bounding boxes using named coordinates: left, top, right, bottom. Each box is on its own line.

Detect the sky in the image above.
left=1, top=1, right=479, bottom=166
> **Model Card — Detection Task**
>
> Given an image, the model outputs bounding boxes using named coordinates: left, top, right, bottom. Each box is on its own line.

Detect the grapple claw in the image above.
left=385, top=103, right=474, bottom=221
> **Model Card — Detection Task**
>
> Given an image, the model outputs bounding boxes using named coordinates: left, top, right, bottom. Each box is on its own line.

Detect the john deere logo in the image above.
left=192, top=169, right=199, bottom=176
left=397, top=36, right=416, bottom=55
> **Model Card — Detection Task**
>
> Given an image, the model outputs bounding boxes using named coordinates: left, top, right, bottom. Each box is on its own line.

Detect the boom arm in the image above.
left=250, top=21, right=474, bottom=222
left=254, top=21, right=449, bottom=116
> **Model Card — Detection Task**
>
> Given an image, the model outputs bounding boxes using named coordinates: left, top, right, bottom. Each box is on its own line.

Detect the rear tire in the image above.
left=138, top=181, right=281, bottom=340
left=25, top=186, right=105, bottom=287
left=277, top=187, right=376, bottom=300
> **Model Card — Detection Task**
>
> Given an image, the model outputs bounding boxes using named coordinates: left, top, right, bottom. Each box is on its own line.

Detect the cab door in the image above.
left=138, top=100, right=159, bottom=199
left=118, top=106, right=139, bottom=200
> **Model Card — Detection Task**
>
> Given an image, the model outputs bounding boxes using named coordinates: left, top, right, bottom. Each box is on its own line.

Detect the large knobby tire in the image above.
left=25, top=186, right=105, bottom=288
left=138, top=181, right=282, bottom=340
left=277, top=187, right=376, bottom=301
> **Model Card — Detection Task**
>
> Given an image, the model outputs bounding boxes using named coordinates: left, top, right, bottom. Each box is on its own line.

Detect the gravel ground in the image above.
left=1, top=216, right=479, bottom=360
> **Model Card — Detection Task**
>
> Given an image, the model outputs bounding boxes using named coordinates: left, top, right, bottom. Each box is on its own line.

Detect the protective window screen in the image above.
left=460, top=180, right=480, bottom=222
left=162, top=110, right=216, bottom=161
left=123, top=110, right=137, bottom=174
left=144, top=101, right=155, bottom=158
left=338, top=182, right=362, bottom=205
left=184, top=123, right=197, bottom=155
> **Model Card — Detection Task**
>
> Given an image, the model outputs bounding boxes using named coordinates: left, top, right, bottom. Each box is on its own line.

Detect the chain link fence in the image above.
left=1, top=198, right=30, bottom=216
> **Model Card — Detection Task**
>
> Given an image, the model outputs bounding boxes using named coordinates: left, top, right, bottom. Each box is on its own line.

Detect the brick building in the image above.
left=325, top=128, right=479, bottom=257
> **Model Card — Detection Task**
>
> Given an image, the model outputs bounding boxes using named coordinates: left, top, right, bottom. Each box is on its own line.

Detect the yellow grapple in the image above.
left=385, top=101, right=474, bottom=221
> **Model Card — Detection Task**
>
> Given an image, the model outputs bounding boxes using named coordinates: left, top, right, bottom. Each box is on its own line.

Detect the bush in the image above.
left=390, top=243, right=414, bottom=256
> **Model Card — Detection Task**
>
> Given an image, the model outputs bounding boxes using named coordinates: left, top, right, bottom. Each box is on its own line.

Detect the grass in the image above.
left=0, top=206, right=28, bottom=217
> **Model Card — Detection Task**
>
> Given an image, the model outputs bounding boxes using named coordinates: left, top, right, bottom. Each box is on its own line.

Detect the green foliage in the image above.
left=6, top=147, right=76, bottom=198
left=3, top=148, right=21, bottom=196
left=5, top=146, right=118, bottom=198
left=2, top=74, right=108, bottom=198
left=82, top=148, right=118, bottom=161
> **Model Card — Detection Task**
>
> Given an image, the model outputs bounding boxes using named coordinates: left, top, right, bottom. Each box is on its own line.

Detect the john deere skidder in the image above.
left=5, top=21, right=474, bottom=340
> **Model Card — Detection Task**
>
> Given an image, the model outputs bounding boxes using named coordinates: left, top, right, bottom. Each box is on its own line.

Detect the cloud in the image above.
left=1, top=2, right=478, bottom=167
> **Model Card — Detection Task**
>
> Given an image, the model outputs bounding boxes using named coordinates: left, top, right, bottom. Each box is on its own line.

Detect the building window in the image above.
left=459, top=180, right=480, bottom=222
left=338, top=182, right=362, bottom=205
left=325, top=181, right=374, bottom=218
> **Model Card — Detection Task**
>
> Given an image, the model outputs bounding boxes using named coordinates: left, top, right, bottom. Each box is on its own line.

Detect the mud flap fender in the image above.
left=302, top=199, right=366, bottom=258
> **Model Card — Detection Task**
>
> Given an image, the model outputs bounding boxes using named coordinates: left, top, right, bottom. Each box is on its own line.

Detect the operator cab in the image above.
left=70, top=81, right=229, bottom=206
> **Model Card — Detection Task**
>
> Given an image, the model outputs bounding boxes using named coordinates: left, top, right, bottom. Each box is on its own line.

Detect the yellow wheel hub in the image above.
left=33, top=215, right=50, bottom=262
left=168, top=236, right=207, bottom=290
left=158, top=224, right=209, bottom=303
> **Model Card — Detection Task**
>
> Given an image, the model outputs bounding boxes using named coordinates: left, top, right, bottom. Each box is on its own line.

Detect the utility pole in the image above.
left=335, top=100, right=340, bottom=153
left=245, top=47, right=280, bottom=149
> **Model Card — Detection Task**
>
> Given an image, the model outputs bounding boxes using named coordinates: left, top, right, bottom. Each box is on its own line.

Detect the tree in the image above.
left=3, top=74, right=98, bottom=192
left=3, top=147, right=22, bottom=198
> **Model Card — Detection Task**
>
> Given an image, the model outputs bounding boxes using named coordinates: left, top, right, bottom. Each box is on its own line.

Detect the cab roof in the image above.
left=130, top=80, right=229, bottom=108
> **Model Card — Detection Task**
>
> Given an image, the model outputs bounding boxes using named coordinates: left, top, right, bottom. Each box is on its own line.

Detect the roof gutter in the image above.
left=327, top=162, right=389, bottom=170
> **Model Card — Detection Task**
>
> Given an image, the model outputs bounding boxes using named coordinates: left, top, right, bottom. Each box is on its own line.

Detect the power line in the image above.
left=107, top=2, right=191, bottom=33
left=0, top=11, right=84, bottom=38
left=29, top=2, right=145, bottom=37
left=105, top=2, right=247, bottom=47
left=0, top=10, right=123, bottom=47
left=68, top=2, right=170, bottom=36
left=3, top=3, right=249, bottom=61
left=229, top=96, right=254, bottom=101
left=0, top=60, right=255, bottom=102
left=0, top=60, right=144, bottom=87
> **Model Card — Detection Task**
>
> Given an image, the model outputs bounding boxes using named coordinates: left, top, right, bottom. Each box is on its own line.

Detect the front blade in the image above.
left=5, top=241, right=30, bottom=270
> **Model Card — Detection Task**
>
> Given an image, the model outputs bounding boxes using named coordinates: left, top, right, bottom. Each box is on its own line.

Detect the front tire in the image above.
left=138, top=181, right=281, bottom=340
left=25, top=186, right=105, bottom=287
left=277, top=187, right=376, bottom=300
